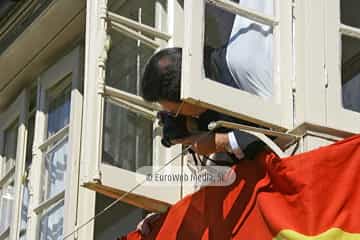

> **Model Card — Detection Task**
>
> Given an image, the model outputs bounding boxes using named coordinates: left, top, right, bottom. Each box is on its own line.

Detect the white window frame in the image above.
left=325, top=0, right=360, bottom=133
left=27, top=47, right=83, bottom=240
left=82, top=0, right=185, bottom=214
left=181, top=0, right=293, bottom=130
left=292, top=0, right=327, bottom=128
left=16, top=97, right=36, bottom=240
left=0, top=90, right=28, bottom=240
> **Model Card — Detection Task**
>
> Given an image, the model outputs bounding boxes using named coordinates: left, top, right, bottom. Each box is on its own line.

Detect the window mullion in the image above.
left=108, top=11, right=171, bottom=41
left=41, top=135, right=68, bottom=161
left=206, top=0, right=278, bottom=26
left=38, top=125, right=69, bottom=152
left=33, top=191, right=65, bottom=215
left=0, top=227, right=10, bottom=240
left=106, top=96, right=157, bottom=121
left=104, top=85, right=161, bottom=112
left=110, top=21, right=160, bottom=49
left=0, top=167, right=15, bottom=188
left=340, top=24, right=360, bottom=40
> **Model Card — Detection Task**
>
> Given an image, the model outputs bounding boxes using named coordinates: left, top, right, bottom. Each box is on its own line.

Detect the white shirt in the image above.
left=226, top=0, right=274, bottom=99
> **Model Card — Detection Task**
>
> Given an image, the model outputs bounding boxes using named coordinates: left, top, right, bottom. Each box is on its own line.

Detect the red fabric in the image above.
left=120, top=135, right=360, bottom=240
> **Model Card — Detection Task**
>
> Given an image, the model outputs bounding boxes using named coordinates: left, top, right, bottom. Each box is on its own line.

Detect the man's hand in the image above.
left=174, top=133, right=230, bottom=156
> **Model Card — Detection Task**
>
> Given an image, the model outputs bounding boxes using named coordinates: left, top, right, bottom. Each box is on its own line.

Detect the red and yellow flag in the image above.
left=120, top=135, right=360, bottom=240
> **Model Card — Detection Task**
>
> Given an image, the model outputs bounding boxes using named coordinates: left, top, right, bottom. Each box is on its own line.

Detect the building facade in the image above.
left=0, top=0, right=359, bottom=239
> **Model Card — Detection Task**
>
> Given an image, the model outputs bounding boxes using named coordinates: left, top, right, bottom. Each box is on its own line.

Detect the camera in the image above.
left=157, top=111, right=203, bottom=147
left=157, top=110, right=269, bottom=161
left=157, top=110, right=234, bottom=148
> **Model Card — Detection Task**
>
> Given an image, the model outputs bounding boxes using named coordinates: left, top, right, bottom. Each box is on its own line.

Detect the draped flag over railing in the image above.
left=119, top=135, right=360, bottom=240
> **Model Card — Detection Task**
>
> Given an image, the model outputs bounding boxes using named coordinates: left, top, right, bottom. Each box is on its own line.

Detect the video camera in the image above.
left=157, top=110, right=268, bottom=161
left=157, top=110, right=244, bottom=148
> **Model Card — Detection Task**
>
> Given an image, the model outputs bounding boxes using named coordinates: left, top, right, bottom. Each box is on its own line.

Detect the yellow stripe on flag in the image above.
left=273, top=228, right=360, bottom=240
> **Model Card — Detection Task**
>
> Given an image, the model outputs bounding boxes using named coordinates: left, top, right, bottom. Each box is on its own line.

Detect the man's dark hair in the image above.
left=141, top=48, right=182, bottom=102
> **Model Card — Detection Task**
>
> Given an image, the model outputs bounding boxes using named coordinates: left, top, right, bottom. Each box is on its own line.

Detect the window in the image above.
left=325, top=0, right=360, bottom=132
left=0, top=90, right=27, bottom=240
left=181, top=0, right=293, bottom=129
left=27, top=47, right=82, bottom=240
left=83, top=0, right=184, bottom=211
left=0, top=122, right=18, bottom=237
left=103, top=0, right=169, bottom=174
left=102, top=0, right=160, bottom=171
left=37, top=81, right=70, bottom=240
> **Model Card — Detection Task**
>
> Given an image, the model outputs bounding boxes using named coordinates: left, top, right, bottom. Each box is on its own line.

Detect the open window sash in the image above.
left=0, top=90, right=28, bottom=240
left=83, top=0, right=184, bottom=212
left=181, top=0, right=293, bottom=130
left=325, top=0, right=360, bottom=133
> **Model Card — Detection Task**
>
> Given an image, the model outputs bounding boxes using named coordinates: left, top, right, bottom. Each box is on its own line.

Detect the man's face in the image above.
left=159, top=100, right=207, bottom=118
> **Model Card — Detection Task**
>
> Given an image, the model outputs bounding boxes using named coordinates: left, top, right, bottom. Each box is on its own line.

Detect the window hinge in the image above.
left=324, top=65, right=329, bottom=88
left=74, top=229, right=79, bottom=240
left=292, top=83, right=296, bottom=128
left=291, top=0, right=296, bottom=20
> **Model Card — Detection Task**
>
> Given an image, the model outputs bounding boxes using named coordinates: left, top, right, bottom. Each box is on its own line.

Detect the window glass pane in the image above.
left=103, top=101, right=153, bottom=171
left=94, top=194, right=148, bottom=239
left=47, top=85, right=71, bottom=137
left=108, top=0, right=157, bottom=27
left=2, top=121, right=18, bottom=175
left=106, top=30, right=154, bottom=96
left=39, top=200, right=64, bottom=240
left=42, top=137, right=68, bottom=201
left=341, top=0, right=360, bottom=29
left=204, top=1, right=274, bottom=99
left=19, top=184, right=30, bottom=239
left=0, top=180, right=14, bottom=234
left=342, top=35, right=360, bottom=113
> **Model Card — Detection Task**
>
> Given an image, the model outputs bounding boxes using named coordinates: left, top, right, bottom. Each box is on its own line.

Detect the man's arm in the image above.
left=174, top=131, right=258, bottom=160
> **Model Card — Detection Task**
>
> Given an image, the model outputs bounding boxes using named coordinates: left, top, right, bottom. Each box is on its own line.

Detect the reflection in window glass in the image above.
left=42, top=138, right=68, bottom=201
left=94, top=194, right=148, bottom=240
left=0, top=180, right=14, bottom=235
left=106, top=29, right=154, bottom=95
left=39, top=201, right=64, bottom=240
left=341, top=0, right=360, bottom=29
left=342, top=35, right=360, bottom=113
left=19, top=185, right=29, bottom=239
left=103, top=101, right=153, bottom=171
left=47, top=85, right=71, bottom=137
left=2, top=121, right=18, bottom=175
left=204, top=1, right=274, bottom=99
